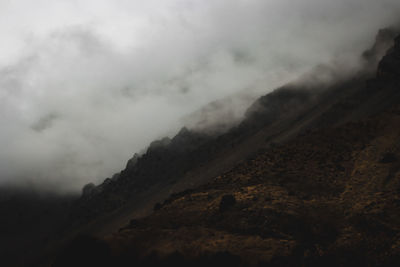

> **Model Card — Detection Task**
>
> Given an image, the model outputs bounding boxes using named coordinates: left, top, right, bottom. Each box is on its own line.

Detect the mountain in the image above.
left=47, top=28, right=400, bottom=266
left=66, top=27, right=398, bottom=235
left=2, top=27, right=400, bottom=266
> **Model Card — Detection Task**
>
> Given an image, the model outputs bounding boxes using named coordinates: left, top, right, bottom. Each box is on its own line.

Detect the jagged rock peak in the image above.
left=363, top=27, right=399, bottom=67
left=81, top=183, right=96, bottom=197
left=377, top=34, right=400, bottom=79
left=126, top=153, right=140, bottom=170
left=177, top=126, right=189, bottom=135
left=148, top=137, right=171, bottom=151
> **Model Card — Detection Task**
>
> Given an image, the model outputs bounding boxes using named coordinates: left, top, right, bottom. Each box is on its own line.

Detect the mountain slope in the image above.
left=51, top=31, right=400, bottom=266
left=67, top=27, right=396, bottom=236
left=104, top=107, right=400, bottom=266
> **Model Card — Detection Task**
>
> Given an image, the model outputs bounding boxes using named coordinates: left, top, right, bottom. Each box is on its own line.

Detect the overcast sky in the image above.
left=0, top=0, right=400, bottom=192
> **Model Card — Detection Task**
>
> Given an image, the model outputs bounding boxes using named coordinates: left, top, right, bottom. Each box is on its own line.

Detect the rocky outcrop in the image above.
left=378, top=34, right=400, bottom=79
left=363, top=27, right=399, bottom=67
left=69, top=127, right=215, bottom=223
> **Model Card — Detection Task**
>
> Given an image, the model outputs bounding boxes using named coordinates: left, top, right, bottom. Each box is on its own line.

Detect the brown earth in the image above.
left=88, top=105, right=400, bottom=266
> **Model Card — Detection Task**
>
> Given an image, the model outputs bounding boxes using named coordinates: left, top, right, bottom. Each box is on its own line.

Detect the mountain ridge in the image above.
left=69, top=27, right=396, bottom=230
left=2, top=27, right=399, bottom=267
left=50, top=29, right=400, bottom=266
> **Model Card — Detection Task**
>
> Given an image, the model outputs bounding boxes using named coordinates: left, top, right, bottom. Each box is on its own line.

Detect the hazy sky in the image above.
left=0, top=0, right=399, bottom=192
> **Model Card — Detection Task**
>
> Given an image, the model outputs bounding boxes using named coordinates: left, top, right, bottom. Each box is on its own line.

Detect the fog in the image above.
left=0, top=0, right=399, bottom=192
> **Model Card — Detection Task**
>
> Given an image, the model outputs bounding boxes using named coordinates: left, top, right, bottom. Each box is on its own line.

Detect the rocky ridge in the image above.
left=51, top=31, right=400, bottom=266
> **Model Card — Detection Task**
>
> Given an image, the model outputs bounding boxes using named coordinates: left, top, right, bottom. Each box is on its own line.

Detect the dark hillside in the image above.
left=51, top=31, right=400, bottom=266
left=67, top=28, right=397, bottom=236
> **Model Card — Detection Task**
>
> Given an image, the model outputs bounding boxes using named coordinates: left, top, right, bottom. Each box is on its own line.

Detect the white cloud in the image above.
left=0, top=0, right=399, bottom=192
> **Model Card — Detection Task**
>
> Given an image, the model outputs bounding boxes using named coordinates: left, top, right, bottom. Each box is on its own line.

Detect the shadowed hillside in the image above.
left=66, top=27, right=398, bottom=233
left=1, top=27, right=400, bottom=267
left=48, top=30, right=400, bottom=266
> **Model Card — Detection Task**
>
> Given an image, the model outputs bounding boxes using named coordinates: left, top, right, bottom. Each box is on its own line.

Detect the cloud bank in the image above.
left=0, top=0, right=400, bottom=192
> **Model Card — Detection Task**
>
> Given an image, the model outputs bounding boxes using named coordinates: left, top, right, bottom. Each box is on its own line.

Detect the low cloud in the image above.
left=0, top=0, right=400, bottom=192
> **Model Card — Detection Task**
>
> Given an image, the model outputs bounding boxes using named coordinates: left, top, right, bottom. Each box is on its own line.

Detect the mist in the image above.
left=0, top=0, right=399, bottom=192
